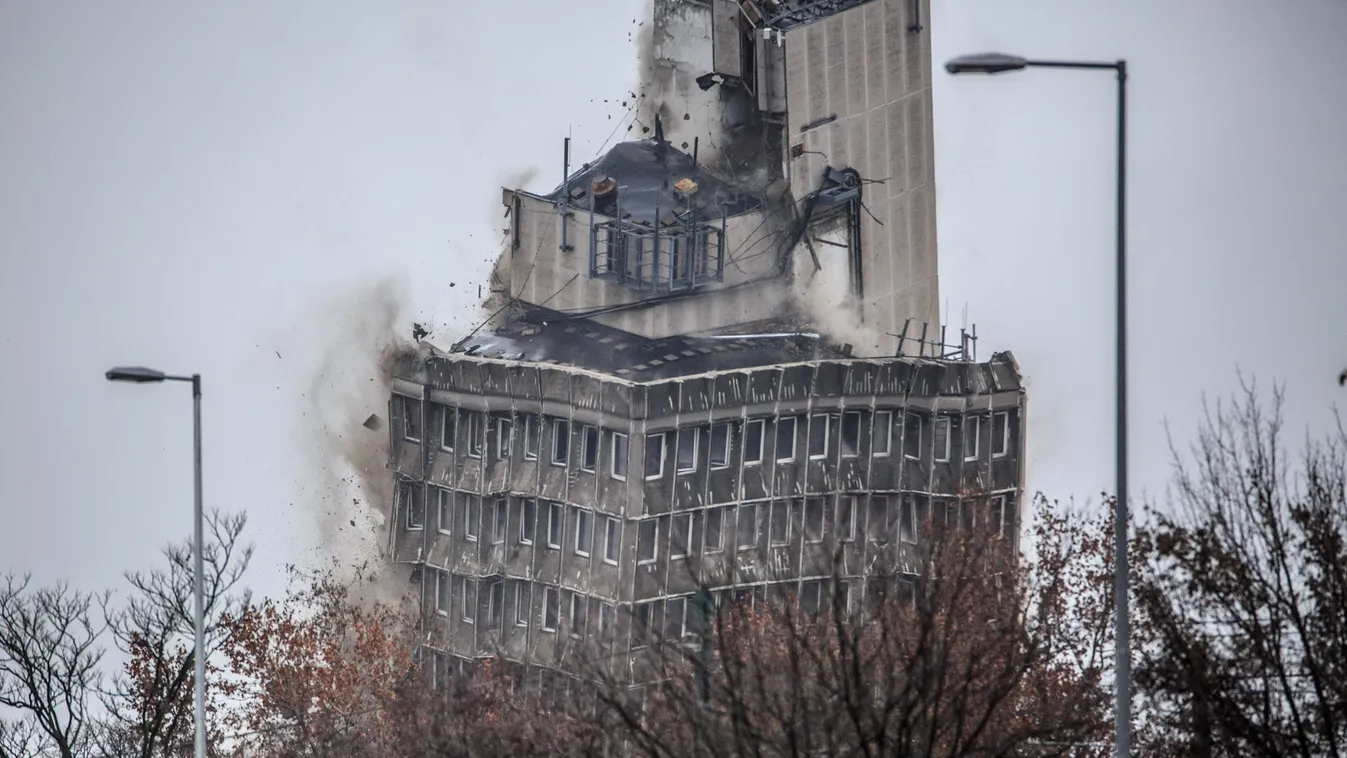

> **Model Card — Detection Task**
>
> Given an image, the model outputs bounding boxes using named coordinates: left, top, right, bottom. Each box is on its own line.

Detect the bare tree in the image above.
left=0, top=576, right=106, bottom=758
left=98, top=510, right=252, bottom=758
left=1133, top=380, right=1347, bottom=756
left=574, top=495, right=1115, bottom=758
left=0, top=716, right=44, bottom=758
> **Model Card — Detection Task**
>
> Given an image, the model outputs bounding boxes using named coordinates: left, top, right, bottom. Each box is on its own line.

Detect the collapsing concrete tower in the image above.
left=387, top=0, right=1026, bottom=696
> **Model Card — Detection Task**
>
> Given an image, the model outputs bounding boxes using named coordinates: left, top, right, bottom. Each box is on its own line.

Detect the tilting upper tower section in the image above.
left=494, top=0, right=940, bottom=354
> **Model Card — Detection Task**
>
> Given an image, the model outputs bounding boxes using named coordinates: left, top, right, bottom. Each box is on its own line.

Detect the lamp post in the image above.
left=945, top=52, right=1131, bottom=756
left=106, top=366, right=206, bottom=758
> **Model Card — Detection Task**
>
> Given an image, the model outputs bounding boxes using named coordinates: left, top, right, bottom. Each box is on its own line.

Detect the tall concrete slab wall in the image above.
left=782, top=0, right=940, bottom=339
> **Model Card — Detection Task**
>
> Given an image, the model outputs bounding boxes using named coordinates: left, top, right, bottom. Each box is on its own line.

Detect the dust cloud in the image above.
left=295, top=275, right=417, bottom=608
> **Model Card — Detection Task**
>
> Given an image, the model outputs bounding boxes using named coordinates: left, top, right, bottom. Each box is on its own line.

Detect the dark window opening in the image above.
left=547, top=502, right=564, bottom=548
left=705, top=507, right=724, bottom=552
left=737, top=504, right=758, bottom=550
left=744, top=420, right=764, bottom=465
left=935, top=417, right=951, bottom=462
left=582, top=425, right=599, bottom=471
left=402, top=482, right=424, bottom=530
left=804, top=498, right=825, bottom=543
left=775, top=417, right=797, bottom=463
left=519, top=499, right=536, bottom=544
left=611, top=431, right=629, bottom=479
left=808, top=414, right=829, bottom=459
left=439, top=405, right=455, bottom=450
left=676, top=429, right=698, bottom=474
left=552, top=419, right=570, bottom=466
left=637, top=519, right=658, bottom=564
left=710, top=423, right=731, bottom=468
left=770, top=501, right=790, bottom=545
left=645, top=433, right=666, bottom=479
left=903, top=415, right=923, bottom=460
left=400, top=396, right=422, bottom=442
left=841, top=411, right=861, bottom=457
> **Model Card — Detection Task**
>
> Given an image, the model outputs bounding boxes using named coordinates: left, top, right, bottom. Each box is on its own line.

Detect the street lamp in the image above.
left=946, top=52, right=1131, bottom=756
left=106, top=366, right=206, bottom=758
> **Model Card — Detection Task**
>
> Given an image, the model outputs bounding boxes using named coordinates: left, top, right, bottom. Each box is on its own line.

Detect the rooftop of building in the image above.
left=546, top=137, right=761, bottom=225
left=760, top=0, right=873, bottom=29
left=436, top=307, right=1018, bottom=394
left=449, top=307, right=841, bottom=382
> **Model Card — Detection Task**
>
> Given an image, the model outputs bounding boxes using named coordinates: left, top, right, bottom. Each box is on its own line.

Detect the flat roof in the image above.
left=451, top=309, right=848, bottom=382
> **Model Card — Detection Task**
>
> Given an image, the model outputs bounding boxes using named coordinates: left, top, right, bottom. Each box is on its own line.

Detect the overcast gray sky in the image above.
left=2, top=1, right=1344, bottom=598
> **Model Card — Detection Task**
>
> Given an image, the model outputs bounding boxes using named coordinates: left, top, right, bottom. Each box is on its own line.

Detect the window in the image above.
left=808, top=414, right=829, bottom=459
left=467, top=412, right=484, bottom=458
left=644, top=433, right=666, bottom=479
left=491, top=497, right=507, bottom=544
left=519, top=499, right=536, bottom=544
left=993, top=412, right=1010, bottom=457
left=676, top=429, right=698, bottom=474
left=775, top=417, right=797, bottom=463
left=610, top=431, right=629, bottom=479
left=436, top=488, right=452, bottom=534
left=769, top=501, right=791, bottom=545
left=570, top=593, right=587, bottom=638
left=838, top=495, right=857, bottom=542
left=704, top=507, right=724, bottom=553
left=708, top=423, right=731, bottom=468
left=552, top=419, right=570, bottom=466
left=398, top=396, right=422, bottom=442
left=994, top=495, right=1015, bottom=540
left=582, top=425, right=599, bottom=471
left=632, top=602, right=653, bottom=648
left=402, top=483, right=424, bottom=530
left=435, top=569, right=450, bottom=615
left=486, top=580, right=503, bottom=628
left=801, top=580, right=822, bottom=616
left=903, top=414, right=922, bottom=460
left=737, top=504, right=758, bottom=550
left=514, top=583, right=530, bottom=627
left=841, top=411, right=861, bottom=457
left=439, top=405, right=455, bottom=451
left=599, top=602, right=616, bottom=640
left=804, top=498, right=825, bottom=543
left=523, top=415, right=540, bottom=460
left=604, top=516, right=621, bottom=564
left=496, top=416, right=512, bottom=459
left=900, top=497, right=917, bottom=544
left=964, top=416, right=980, bottom=461
left=542, top=587, right=559, bottom=632
left=873, top=411, right=893, bottom=457
left=869, top=495, right=890, bottom=544
left=432, top=651, right=448, bottom=690
left=460, top=494, right=479, bottom=541
left=575, top=508, right=592, bottom=556
left=461, top=579, right=477, bottom=623
left=637, top=519, right=658, bottom=564
left=670, top=513, right=691, bottom=559
left=744, top=419, right=764, bottom=465
left=934, top=417, right=952, bottom=462
left=665, top=597, right=687, bottom=639
left=547, top=502, right=563, bottom=548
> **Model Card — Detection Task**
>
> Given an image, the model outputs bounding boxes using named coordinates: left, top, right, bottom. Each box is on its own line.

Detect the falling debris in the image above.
left=412, top=323, right=430, bottom=341
left=362, top=414, right=383, bottom=431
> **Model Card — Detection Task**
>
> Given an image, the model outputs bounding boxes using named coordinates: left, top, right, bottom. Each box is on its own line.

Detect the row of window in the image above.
left=630, top=494, right=1016, bottom=564
left=431, top=570, right=617, bottom=640
left=395, top=396, right=1015, bottom=479
left=404, top=484, right=1016, bottom=556
left=403, top=486, right=626, bottom=562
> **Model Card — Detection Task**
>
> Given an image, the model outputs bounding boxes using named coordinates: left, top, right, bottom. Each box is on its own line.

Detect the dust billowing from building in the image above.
left=294, top=275, right=418, bottom=609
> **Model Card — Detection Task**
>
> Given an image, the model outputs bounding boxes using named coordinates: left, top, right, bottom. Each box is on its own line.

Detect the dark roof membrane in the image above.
left=550, top=140, right=761, bottom=225
left=454, top=312, right=844, bottom=382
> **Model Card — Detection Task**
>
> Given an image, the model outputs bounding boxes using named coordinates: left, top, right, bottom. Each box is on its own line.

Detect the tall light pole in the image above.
left=106, top=366, right=207, bottom=758
left=945, top=52, right=1130, bottom=756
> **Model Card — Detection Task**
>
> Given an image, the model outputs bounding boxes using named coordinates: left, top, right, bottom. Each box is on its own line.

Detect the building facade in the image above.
left=384, top=0, right=1027, bottom=695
